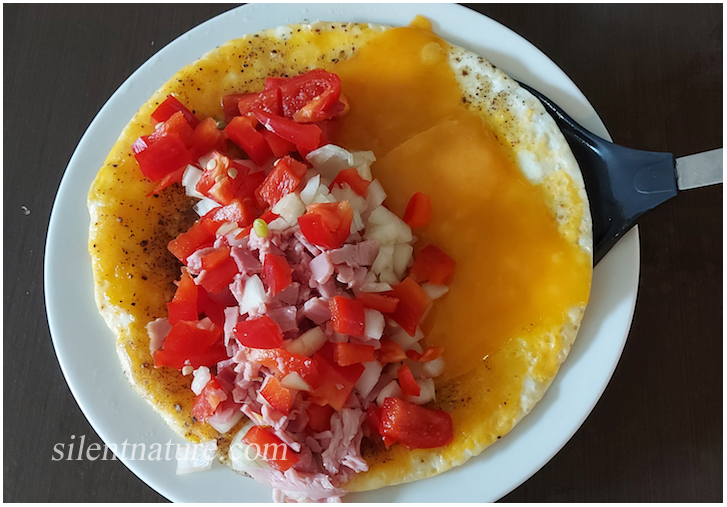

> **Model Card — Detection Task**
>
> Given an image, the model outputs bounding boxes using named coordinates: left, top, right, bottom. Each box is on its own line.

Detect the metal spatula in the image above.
left=518, top=81, right=723, bottom=265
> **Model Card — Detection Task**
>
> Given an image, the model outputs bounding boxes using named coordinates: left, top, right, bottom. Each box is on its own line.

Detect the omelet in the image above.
left=88, top=19, right=592, bottom=495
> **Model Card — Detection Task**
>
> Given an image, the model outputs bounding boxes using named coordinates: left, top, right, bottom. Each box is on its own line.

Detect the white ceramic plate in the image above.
left=45, top=3, right=639, bottom=502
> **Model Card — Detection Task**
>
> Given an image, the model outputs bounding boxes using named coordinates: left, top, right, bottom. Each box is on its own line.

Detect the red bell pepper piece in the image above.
left=167, top=219, right=217, bottom=263
left=147, top=165, right=186, bottom=195
left=262, top=253, right=292, bottom=297
left=132, top=133, right=193, bottom=182
left=330, top=168, right=370, bottom=197
left=376, top=337, right=407, bottom=364
left=397, top=364, right=421, bottom=397
left=233, top=315, right=284, bottom=349
left=261, top=129, right=297, bottom=158
left=403, top=192, right=432, bottom=229
left=167, top=271, right=199, bottom=324
left=152, top=318, right=226, bottom=370
left=278, top=69, right=344, bottom=122
left=255, top=155, right=306, bottom=207
left=329, top=296, right=366, bottom=337
left=242, top=426, right=299, bottom=472
left=406, top=346, right=444, bottom=363
left=260, top=375, right=293, bottom=415
left=355, top=292, right=399, bottom=314
left=253, top=108, right=322, bottom=151
left=151, top=94, right=200, bottom=128
left=306, top=403, right=335, bottom=432
left=189, top=117, right=226, bottom=160
left=333, top=342, right=376, bottom=367
left=224, top=115, right=272, bottom=166
left=411, top=245, right=456, bottom=285
left=389, top=277, right=430, bottom=336
left=309, top=342, right=364, bottom=411
left=297, top=201, right=353, bottom=250
left=379, top=397, right=453, bottom=449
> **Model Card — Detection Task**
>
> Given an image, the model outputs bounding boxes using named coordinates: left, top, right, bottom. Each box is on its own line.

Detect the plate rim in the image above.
left=45, top=3, right=639, bottom=502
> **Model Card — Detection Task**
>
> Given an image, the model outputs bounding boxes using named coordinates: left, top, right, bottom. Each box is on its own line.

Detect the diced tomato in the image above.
left=167, top=219, right=217, bottom=263
left=197, top=286, right=227, bottom=329
left=262, top=253, right=292, bottom=297
left=376, top=337, right=407, bottom=364
left=132, top=133, right=193, bottom=182
left=153, top=318, right=226, bottom=370
left=242, top=426, right=299, bottom=472
left=310, top=342, right=364, bottom=411
left=198, top=253, right=238, bottom=294
left=389, top=277, right=430, bottom=336
left=278, top=69, right=345, bottom=122
left=225, top=115, right=272, bottom=166
left=306, top=403, right=334, bottom=432
left=148, top=111, right=195, bottom=149
left=403, top=192, right=432, bottom=229
left=255, top=155, right=306, bottom=207
left=237, top=87, right=282, bottom=117
left=261, top=129, right=297, bottom=158
left=355, top=292, right=399, bottom=314
left=264, top=76, right=287, bottom=91
left=148, top=165, right=186, bottom=195
left=196, top=152, right=262, bottom=206
left=233, top=315, right=284, bottom=349
left=253, top=108, right=322, bottom=151
left=297, top=201, right=353, bottom=250
left=397, top=364, right=421, bottom=397
left=379, top=397, right=453, bottom=449
left=192, top=377, right=226, bottom=422
left=329, top=296, right=365, bottom=337
left=333, top=342, right=375, bottom=367
left=151, top=94, right=200, bottom=128
left=260, top=375, right=293, bottom=415
left=330, top=168, right=370, bottom=197
left=189, top=117, right=226, bottom=160
left=167, top=271, right=198, bottom=324
left=411, top=245, right=456, bottom=286
left=406, top=346, right=444, bottom=363
left=246, top=348, right=319, bottom=388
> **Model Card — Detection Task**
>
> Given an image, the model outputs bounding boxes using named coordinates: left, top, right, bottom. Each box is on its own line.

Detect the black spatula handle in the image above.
left=518, top=82, right=678, bottom=265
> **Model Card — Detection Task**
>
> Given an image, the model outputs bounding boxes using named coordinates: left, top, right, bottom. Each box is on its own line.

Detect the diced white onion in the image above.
left=355, top=360, right=384, bottom=398
left=330, top=186, right=368, bottom=214
left=238, top=275, right=267, bottom=316
left=378, top=268, right=399, bottom=285
left=285, top=326, right=327, bottom=357
left=392, top=243, right=414, bottom=280
left=300, top=174, right=322, bottom=205
left=207, top=405, right=244, bottom=434
left=371, top=245, right=394, bottom=275
left=422, top=356, right=446, bottom=378
left=359, top=282, right=393, bottom=293
left=191, top=366, right=211, bottom=395
left=194, top=197, right=220, bottom=216
left=272, top=192, right=306, bottom=225
left=364, top=309, right=385, bottom=340
left=390, top=326, right=423, bottom=350
left=351, top=150, right=376, bottom=181
left=351, top=209, right=365, bottom=233
left=422, top=283, right=450, bottom=300
left=365, top=179, right=387, bottom=209
left=182, top=165, right=205, bottom=199
left=216, top=221, right=238, bottom=237
left=407, top=378, right=436, bottom=405
left=305, top=144, right=354, bottom=180
left=229, top=422, right=266, bottom=472
left=376, top=380, right=404, bottom=406
left=176, top=439, right=217, bottom=475
left=366, top=206, right=413, bottom=244
left=281, top=372, right=311, bottom=392
left=267, top=217, right=290, bottom=231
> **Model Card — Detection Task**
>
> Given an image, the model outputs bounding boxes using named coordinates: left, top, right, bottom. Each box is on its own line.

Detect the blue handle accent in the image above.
left=518, top=82, right=678, bottom=264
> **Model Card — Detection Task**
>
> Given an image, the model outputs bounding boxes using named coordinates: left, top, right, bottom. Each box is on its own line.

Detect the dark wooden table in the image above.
left=5, top=4, right=722, bottom=502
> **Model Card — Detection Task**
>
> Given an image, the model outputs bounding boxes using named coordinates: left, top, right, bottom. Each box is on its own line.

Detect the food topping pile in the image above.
left=135, top=69, right=456, bottom=502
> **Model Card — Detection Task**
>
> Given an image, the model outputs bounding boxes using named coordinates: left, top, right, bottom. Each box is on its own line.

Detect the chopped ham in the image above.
left=267, top=306, right=298, bottom=333
left=231, top=247, right=261, bottom=275
left=146, top=317, right=170, bottom=354
left=310, top=252, right=334, bottom=284
left=303, top=297, right=331, bottom=325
